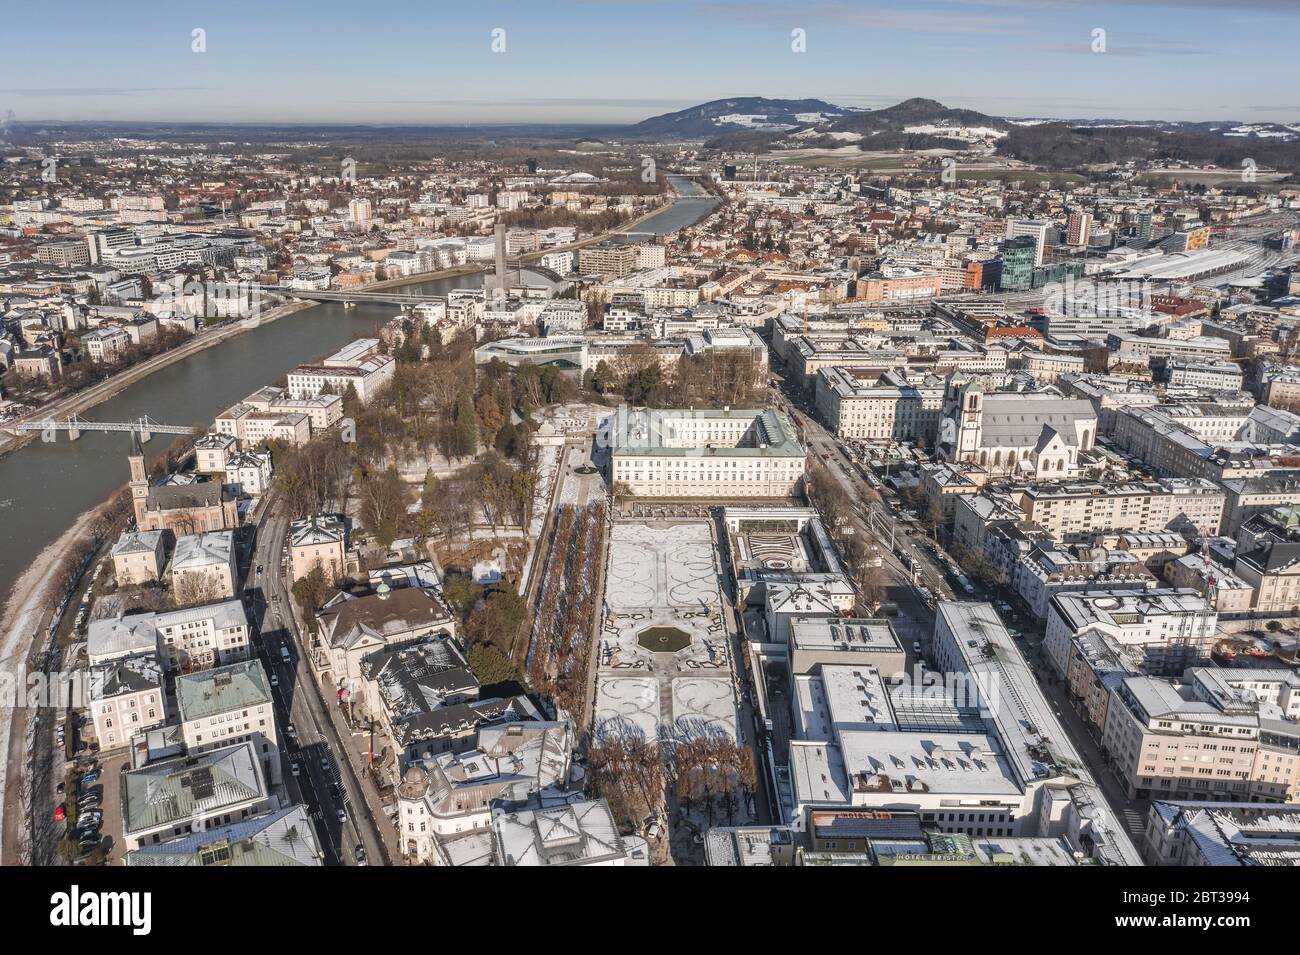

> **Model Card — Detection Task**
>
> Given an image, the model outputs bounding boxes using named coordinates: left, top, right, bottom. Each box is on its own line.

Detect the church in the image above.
left=127, top=434, right=240, bottom=535
left=938, top=384, right=1098, bottom=479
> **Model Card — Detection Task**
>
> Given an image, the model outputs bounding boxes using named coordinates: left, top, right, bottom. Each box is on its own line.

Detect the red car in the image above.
left=54, top=805, right=65, bottom=822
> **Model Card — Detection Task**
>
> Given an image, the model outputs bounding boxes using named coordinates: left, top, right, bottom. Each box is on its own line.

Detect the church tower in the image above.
left=128, top=431, right=149, bottom=527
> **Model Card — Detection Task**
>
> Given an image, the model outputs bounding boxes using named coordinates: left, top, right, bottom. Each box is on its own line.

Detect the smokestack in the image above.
left=494, top=223, right=507, bottom=304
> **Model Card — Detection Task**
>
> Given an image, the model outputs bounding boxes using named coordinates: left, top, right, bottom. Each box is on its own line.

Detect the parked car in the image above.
left=53, top=805, right=65, bottom=822
left=290, top=761, right=300, bottom=778
left=354, top=844, right=367, bottom=865
left=269, top=673, right=279, bottom=688
left=79, top=771, right=99, bottom=787
left=337, top=808, right=347, bottom=823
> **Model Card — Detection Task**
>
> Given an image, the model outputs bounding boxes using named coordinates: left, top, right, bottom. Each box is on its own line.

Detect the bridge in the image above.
left=264, top=263, right=566, bottom=307
left=259, top=285, right=455, bottom=307
left=7, top=414, right=193, bottom=442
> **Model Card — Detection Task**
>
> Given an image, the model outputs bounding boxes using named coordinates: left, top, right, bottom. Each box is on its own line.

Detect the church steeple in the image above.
left=128, top=431, right=149, bottom=526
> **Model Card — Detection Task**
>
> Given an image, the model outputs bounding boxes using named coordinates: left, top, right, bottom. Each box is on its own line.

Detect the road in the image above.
left=247, top=502, right=389, bottom=866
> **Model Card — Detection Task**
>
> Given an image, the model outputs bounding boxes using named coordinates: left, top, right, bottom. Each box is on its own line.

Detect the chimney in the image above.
left=493, top=223, right=507, bottom=304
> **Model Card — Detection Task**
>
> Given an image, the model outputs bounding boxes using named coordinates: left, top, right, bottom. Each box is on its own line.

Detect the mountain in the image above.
left=824, top=98, right=1011, bottom=137
left=620, top=97, right=852, bottom=139
left=996, top=122, right=1300, bottom=171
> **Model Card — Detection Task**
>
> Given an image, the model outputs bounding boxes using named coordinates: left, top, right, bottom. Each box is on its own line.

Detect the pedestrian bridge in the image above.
left=7, top=414, right=192, bottom=442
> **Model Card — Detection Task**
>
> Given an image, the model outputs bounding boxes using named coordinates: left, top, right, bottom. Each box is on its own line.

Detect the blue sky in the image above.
left=1, top=0, right=1296, bottom=125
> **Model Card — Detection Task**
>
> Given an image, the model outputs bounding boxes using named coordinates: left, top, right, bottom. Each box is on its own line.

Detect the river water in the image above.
left=0, top=179, right=718, bottom=595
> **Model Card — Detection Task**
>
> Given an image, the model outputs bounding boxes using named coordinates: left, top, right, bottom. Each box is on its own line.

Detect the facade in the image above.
left=289, top=513, right=348, bottom=583
left=1100, top=669, right=1300, bottom=803
left=814, top=367, right=945, bottom=444
left=1043, top=589, right=1218, bottom=679
left=578, top=242, right=638, bottom=278
left=1013, top=479, right=1226, bottom=542
left=88, top=653, right=166, bottom=752
left=110, top=529, right=168, bottom=585
left=608, top=407, right=806, bottom=499
left=87, top=599, right=250, bottom=672
left=1234, top=540, right=1300, bottom=613
left=286, top=338, right=395, bottom=404
left=170, top=531, right=238, bottom=600
left=129, top=440, right=239, bottom=535
left=940, top=388, right=1097, bottom=479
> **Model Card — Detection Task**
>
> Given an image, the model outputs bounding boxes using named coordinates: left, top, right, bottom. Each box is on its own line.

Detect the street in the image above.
left=247, top=502, right=390, bottom=866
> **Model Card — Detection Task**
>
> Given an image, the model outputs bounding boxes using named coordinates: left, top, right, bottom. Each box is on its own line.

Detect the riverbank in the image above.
left=0, top=298, right=317, bottom=460
left=0, top=491, right=117, bottom=864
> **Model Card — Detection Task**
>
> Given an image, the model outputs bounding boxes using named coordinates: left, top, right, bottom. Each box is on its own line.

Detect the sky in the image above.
left=1, top=0, right=1297, bottom=126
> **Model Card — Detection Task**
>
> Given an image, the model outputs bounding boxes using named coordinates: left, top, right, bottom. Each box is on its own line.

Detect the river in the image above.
left=0, top=180, right=720, bottom=597
left=615, top=175, right=718, bottom=240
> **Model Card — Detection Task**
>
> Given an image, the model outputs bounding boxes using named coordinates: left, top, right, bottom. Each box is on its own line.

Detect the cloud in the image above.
left=0, top=87, right=204, bottom=97
left=352, top=97, right=696, bottom=109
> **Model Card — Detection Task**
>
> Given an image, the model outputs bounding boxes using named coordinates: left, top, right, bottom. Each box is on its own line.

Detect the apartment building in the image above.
left=88, top=653, right=166, bottom=751
left=608, top=407, right=806, bottom=498
left=121, top=742, right=272, bottom=850
left=814, top=367, right=945, bottom=444
left=170, top=531, right=238, bottom=599
left=87, top=599, right=251, bottom=672
left=1101, top=669, right=1300, bottom=803
left=286, top=338, right=395, bottom=404
left=82, top=325, right=131, bottom=363
left=1165, top=358, right=1243, bottom=393
left=214, top=403, right=312, bottom=447
left=176, top=659, right=281, bottom=785
left=578, top=241, right=638, bottom=278
left=1013, top=479, right=1226, bottom=542
left=1145, top=801, right=1300, bottom=865
left=110, top=529, right=168, bottom=585
left=289, top=513, right=348, bottom=583
left=1233, top=540, right=1300, bottom=613
left=1044, top=589, right=1218, bottom=680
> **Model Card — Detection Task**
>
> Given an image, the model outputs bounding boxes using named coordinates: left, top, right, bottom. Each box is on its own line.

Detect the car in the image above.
left=328, top=783, right=341, bottom=801
left=269, top=673, right=279, bottom=687
left=912, top=641, right=922, bottom=655
left=54, top=805, right=65, bottom=822
left=77, top=797, right=101, bottom=812
left=290, top=761, right=300, bottom=778
left=337, top=808, right=347, bottom=823
left=354, top=844, right=367, bottom=865
left=55, top=782, right=65, bottom=796
left=321, top=756, right=330, bottom=771
left=79, top=771, right=99, bottom=787
left=280, top=646, right=291, bottom=663
left=77, top=809, right=103, bottom=825
left=256, top=564, right=264, bottom=575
